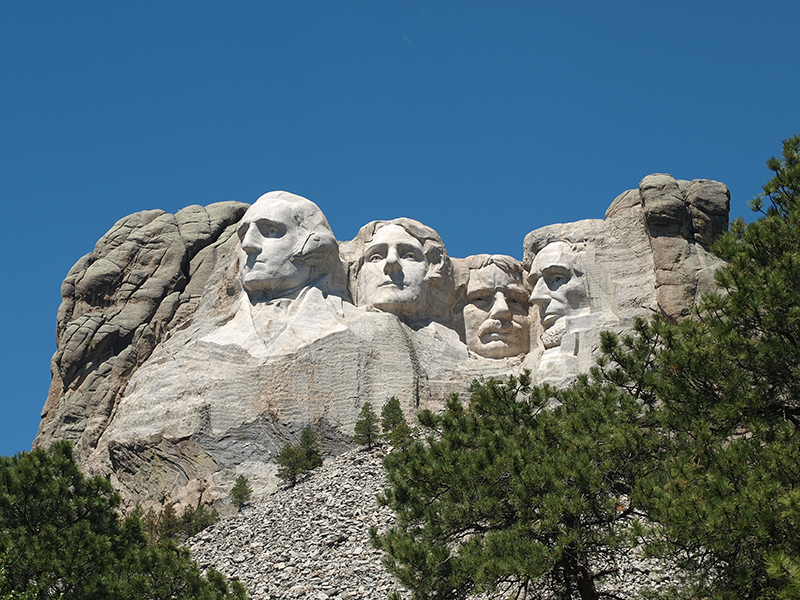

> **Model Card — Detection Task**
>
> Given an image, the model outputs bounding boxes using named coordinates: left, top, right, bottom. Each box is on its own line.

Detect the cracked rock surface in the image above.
left=188, top=448, right=401, bottom=600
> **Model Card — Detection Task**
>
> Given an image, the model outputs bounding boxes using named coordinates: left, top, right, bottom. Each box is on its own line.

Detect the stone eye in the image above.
left=471, top=294, right=493, bottom=307
left=508, top=299, right=526, bottom=311
left=257, top=222, right=282, bottom=238
left=368, top=253, right=384, bottom=262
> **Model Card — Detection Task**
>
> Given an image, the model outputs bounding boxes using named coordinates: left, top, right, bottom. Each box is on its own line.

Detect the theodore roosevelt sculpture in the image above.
left=463, top=254, right=530, bottom=359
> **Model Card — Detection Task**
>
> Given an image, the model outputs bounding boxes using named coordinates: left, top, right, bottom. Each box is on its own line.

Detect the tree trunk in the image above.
left=575, top=562, right=599, bottom=600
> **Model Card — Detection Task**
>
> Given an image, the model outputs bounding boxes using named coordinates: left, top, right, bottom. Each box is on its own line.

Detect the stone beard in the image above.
left=528, top=241, right=590, bottom=349
left=463, top=256, right=530, bottom=359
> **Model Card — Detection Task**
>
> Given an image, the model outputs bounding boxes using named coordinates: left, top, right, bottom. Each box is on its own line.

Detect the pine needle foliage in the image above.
left=275, top=444, right=307, bottom=488
left=381, top=397, right=405, bottom=434
left=299, top=426, right=323, bottom=470
left=230, top=475, right=252, bottom=512
left=275, top=425, right=325, bottom=488
left=372, top=372, right=654, bottom=600
left=353, top=402, right=381, bottom=450
left=600, top=134, right=800, bottom=599
left=180, top=502, right=220, bottom=539
left=381, top=397, right=413, bottom=450
left=0, top=442, right=247, bottom=600
left=136, top=501, right=219, bottom=544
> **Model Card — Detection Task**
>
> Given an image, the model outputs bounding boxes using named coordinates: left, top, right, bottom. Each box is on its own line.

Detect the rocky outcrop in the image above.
left=35, top=175, right=729, bottom=511
left=520, top=174, right=730, bottom=385
left=38, top=202, right=249, bottom=458
left=608, top=174, right=730, bottom=321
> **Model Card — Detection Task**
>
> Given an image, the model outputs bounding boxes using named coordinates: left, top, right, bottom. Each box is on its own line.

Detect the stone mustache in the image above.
left=35, top=175, right=731, bottom=510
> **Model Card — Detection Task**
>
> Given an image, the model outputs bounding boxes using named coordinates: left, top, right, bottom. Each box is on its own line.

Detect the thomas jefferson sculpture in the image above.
left=343, top=218, right=452, bottom=324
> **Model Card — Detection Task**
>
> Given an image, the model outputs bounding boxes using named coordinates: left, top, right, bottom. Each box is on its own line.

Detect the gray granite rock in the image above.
left=37, top=201, right=249, bottom=460
left=36, top=176, right=729, bottom=511
left=187, top=447, right=680, bottom=600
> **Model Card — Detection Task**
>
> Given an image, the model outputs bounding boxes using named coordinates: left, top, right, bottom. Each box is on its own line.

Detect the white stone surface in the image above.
left=462, top=255, right=530, bottom=359
left=37, top=175, right=730, bottom=508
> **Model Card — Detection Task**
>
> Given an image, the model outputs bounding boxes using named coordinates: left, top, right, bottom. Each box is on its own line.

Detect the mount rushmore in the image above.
left=35, top=173, right=730, bottom=510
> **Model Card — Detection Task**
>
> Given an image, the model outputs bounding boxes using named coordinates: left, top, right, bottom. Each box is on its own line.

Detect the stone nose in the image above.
left=241, top=223, right=261, bottom=255
left=529, top=278, right=550, bottom=307
left=383, top=247, right=402, bottom=275
left=488, top=291, right=511, bottom=321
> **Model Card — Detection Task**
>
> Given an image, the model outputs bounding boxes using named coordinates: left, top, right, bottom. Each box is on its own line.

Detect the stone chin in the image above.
left=370, top=297, right=425, bottom=317
left=240, top=259, right=313, bottom=298
left=468, top=322, right=529, bottom=359
left=473, top=336, right=527, bottom=359
left=539, top=310, right=565, bottom=330
left=362, top=281, right=426, bottom=316
left=541, top=318, right=567, bottom=349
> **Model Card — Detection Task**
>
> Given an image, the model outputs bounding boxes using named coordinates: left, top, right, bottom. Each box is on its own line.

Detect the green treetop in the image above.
left=274, top=425, right=325, bottom=489
left=353, top=402, right=381, bottom=450
left=600, top=134, right=800, bottom=599
left=380, top=397, right=413, bottom=450
left=380, top=397, right=405, bottom=434
left=230, top=475, right=253, bottom=512
left=0, top=441, right=247, bottom=600
left=299, top=425, right=323, bottom=469
left=375, top=135, right=800, bottom=600
left=373, top=372, right=653, bottom=600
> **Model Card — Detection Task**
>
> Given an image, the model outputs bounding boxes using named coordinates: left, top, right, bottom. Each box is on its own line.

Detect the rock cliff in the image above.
left=35, top=175, right=730, bottom=510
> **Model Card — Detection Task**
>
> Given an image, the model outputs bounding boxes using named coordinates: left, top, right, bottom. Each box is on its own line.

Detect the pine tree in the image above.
left=380, top=397, right=413, bottom=450
left=353, top=402, right=380, bottom=450
left=372, top=373, right=652, bottom=600
left=0, top=442, right=247, bottom=600
left=230, top=475, right=253, bottom=511
left=375, top=136, right=800, bottom=599
left=299, top=425, right=323, bottom=469
left=180, top=502, right=220, bottom=539
left=380, top=397, right=405, bottom=435
left=158, top=501, right=182, bottom=540
left=274, top=426, right=325, bottom=489
left=275, top=443, right=308, bottom=488
left=600, top=134, right=800, bottom=598
left=386, top=418, right=413, bottom=451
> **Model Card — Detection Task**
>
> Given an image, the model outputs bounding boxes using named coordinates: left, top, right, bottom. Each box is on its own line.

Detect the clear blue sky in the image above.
left=2, top=1, right=798, bottom=456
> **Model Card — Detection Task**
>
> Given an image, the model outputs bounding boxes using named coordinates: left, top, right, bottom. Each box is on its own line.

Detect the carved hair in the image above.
left=349, top=217, right=451, bottom=283
left=527, top=240, right=585, bottom=277
left=465, top=254, right=525, bottom=280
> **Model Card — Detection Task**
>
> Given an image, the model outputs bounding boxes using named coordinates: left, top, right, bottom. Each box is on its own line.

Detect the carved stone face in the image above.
left=528, top=242, right=588, bottom=348
left=464, top=262, right=530, bottom=358
left=238, top=199, right=313, bottom=299
left=357, top=224, right=428, bottom=317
